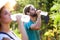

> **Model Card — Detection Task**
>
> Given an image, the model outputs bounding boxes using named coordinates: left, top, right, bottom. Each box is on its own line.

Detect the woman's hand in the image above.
left=16, top=15, right=22, bottom=24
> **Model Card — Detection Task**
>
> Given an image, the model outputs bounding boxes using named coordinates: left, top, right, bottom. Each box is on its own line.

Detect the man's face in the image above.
left=29, top=6, right=37, bottom=17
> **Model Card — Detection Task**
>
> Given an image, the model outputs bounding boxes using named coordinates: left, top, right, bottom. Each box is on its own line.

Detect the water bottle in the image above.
left=40, top=11, right=48, bottom=16
left=36, top=9, right=48, bottom=16
left=11, top=13, right=30, bottom=22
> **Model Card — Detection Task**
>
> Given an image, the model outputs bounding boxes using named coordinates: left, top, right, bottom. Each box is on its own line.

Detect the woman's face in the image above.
left=0, top=8, right=12, bottom=24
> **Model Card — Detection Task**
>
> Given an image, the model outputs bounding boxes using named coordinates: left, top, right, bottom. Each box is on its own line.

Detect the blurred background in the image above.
left=9, top=0, right=60, bottom=40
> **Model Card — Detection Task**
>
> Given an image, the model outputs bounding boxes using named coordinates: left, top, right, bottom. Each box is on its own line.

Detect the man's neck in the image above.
left=30, top=16, right=37, bottom=22
left=1, top=23, right=10, bottom=33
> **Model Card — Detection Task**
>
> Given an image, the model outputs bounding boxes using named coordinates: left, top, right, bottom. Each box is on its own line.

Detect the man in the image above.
left=23, top=4, right=41, bottom=40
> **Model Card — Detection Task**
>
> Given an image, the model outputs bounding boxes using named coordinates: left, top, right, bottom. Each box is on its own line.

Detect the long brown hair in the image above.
left=0, top=6, right=5, bottom=31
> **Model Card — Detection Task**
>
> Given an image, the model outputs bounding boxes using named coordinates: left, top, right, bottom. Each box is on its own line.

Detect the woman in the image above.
left=0, top=5, right=28, bottom=40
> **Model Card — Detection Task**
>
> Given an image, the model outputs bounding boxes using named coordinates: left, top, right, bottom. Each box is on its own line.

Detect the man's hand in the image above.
left=36, top=10, right=41, bottom=16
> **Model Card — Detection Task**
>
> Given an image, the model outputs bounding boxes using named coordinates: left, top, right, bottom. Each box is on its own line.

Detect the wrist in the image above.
left=17, top=20, right=21, bottom=24
left=38, top=14, right=41, bottom=17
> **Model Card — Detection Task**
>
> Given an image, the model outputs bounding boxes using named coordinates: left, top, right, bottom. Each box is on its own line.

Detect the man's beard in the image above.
left=30, top=13, right=37, bottom=17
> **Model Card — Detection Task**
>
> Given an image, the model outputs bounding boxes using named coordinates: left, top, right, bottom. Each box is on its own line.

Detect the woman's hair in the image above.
left=0, top=6, right=5, bottom=30
left=0, top=6, right=5, bottom=15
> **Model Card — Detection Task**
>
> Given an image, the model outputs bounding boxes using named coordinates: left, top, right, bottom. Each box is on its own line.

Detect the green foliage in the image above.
left=50, top=1, right=60, bottom=28
left=44, top=0, right=60, bottom=40
left=50, top=3, right=60, bottom=11
left=10, top=0, right=60, bottom=40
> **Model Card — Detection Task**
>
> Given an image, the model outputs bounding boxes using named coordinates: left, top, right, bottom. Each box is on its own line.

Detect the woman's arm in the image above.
left=16, top=15, right=28, bottom=40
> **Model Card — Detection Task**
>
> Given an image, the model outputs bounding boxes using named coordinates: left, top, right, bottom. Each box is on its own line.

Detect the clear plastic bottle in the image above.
left=11, top=13, right=30, bottom=22
left=40, top=11, right=48, bottom=16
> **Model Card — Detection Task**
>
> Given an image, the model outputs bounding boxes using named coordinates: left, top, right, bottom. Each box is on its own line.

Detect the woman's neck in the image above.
left=0, top=23, right=10, bottom=33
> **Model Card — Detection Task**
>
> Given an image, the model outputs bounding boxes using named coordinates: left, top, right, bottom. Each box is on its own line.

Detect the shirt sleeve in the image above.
left=24, top=22, right=32, bottom=29
left=0, top=34, right=10, bottom=40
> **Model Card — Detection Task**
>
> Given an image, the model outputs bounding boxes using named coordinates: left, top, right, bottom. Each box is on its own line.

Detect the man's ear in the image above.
left=0, top=18, right=1, bottom=22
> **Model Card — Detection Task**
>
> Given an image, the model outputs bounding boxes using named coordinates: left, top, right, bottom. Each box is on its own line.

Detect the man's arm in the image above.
left=30, top=10, right=41, bottom=30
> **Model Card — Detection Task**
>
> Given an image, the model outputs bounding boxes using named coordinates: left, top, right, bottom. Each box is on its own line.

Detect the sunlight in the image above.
left=8, top=0, right=16, bottom=9
left=0, top=0, right=8, bottom=9
left=0, top=0, right=16, bottom=10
